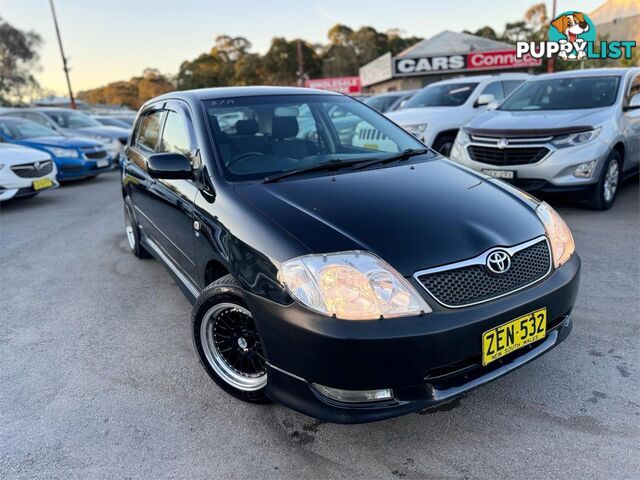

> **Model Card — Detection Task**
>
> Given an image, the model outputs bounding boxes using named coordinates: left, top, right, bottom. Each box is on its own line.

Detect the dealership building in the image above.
left=359, top=31, right=541, bottom=93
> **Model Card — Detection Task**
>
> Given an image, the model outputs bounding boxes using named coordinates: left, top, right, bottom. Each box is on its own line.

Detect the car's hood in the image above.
left=469, top=107, right=610, bottom=132
left=61, top=126, right=129, bottom=139
left=17, top=136, right=102, bottom=149
left=0, top=143, right=52, bottom=164
left=235, top=159, right=544, bottom=276
left=387, top=107, right=457, bottom=125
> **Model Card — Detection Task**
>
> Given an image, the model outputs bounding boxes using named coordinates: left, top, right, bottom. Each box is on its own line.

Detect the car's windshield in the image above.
left=499, top=76, right=621, bottom=111
left=204, top=94, right=427, bottom=181
left=403, top=82, right=478, bottom=108
left=0, top=119, right=59, bottom=140
left=42, top=110, right=102, bottom=128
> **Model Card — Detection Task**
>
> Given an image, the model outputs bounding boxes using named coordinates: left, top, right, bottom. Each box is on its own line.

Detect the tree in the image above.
left=262, top=38, right=320, bottom=85
left=78, top=69, right=174, bottom=108
left=0, top=16, right=42, bottom=105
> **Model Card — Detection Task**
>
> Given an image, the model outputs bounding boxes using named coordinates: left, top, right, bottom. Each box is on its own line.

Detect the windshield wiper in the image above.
left=263, top=159, right=368, bottom=183
left=350, top=148, right=430, bottom=171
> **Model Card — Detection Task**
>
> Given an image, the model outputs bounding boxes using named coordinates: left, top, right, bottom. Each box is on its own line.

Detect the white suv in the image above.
left=386, top=73, right=529, bottom=155
left=0, top=144, right=58, bottom=201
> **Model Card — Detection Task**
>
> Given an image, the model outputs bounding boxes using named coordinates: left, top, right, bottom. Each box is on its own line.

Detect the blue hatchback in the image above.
left=0, top=117, right=111, bottom=181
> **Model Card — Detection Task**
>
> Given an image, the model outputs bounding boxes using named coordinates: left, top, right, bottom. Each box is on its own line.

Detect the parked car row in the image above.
left=0, top=106, right=134, bottom=201
left=362, top=68, right=639, bottom=210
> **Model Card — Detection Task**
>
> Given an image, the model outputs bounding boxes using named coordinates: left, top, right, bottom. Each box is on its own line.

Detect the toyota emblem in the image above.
left=486, top=250, right=511, bottom=274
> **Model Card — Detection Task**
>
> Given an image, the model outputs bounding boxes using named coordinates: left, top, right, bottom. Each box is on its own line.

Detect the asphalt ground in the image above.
left=1, top=170, right=638, bottom=479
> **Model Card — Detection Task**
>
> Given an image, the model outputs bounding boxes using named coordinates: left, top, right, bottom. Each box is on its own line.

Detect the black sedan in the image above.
left=121, top=86, right=580, bottom=423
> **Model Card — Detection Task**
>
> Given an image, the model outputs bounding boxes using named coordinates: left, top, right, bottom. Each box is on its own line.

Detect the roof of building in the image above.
left=397, top=31, right=514, bottom=59
left=590, top=0, right=640, bottom=25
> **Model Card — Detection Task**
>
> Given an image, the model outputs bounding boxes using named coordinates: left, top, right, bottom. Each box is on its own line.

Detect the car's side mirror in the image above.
left=147, top=152, right=192, bottom=180
left=624, top=93, right=640, bottom=111
left=476, top=94, right=496, bottom=107
left=487, top=101, right=500, bottom=111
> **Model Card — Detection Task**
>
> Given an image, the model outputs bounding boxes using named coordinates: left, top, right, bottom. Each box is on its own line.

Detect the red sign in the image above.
left=305, top=76, right=361, bottom=94
left=467, top=49, right=542, bottom=70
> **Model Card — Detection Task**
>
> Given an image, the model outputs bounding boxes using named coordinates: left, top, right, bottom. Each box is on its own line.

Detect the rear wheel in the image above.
left=192, top=274, right=269, bottom=403
left=590, top=151, right=621, bottom=210
left=123, top=198, right=151, bottom=258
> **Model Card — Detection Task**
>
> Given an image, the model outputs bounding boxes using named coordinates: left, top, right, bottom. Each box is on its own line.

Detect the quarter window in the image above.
left=159, top=111, right=191, bottom=156
left=135, top=110, right=163, bottom=151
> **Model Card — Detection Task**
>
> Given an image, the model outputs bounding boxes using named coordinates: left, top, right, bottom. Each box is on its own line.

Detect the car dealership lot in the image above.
left=1, top=172, right=638, bottom=479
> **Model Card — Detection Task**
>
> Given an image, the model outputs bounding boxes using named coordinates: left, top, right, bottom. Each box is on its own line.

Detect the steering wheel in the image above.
left=227, top=151, right=266, bottom=168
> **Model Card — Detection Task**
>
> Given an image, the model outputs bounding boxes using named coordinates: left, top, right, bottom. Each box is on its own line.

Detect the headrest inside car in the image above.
left=235, top=119, right=259, bottom=135
left=272, top=116, right=299, bottom=139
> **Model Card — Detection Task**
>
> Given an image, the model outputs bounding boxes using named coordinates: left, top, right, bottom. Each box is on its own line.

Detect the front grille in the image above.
left=11, top=160, right=54, bottom=178
left=61, top=164, right=84, bottom=172
left=84, top=150, right=108, bottom=159
left=468, top=145, right=549, bottom=165
left=417, top=239, right=551, bottom=307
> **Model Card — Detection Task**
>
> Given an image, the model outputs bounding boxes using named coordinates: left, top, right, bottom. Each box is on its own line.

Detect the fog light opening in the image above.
left=573, top=160, right=596, bottom=178
left=312, top=383, right=394, bottom=403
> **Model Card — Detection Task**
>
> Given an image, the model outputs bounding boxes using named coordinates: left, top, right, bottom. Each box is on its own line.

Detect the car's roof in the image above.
left=0, top=115, right=29, bottom=123
left=370, top=91, right=413, bottom=98
left=426, top=73, right=530, bottom=87
left=531, top=68, right=639, bottom=80
left=146, top=86, right=341, bottom=107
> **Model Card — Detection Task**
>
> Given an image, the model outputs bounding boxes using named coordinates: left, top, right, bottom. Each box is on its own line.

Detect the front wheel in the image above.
left=192, top=274, right=270, bottom=403
left=123, top=198, right=151, bottom=258
left=433, top=134, right=456, bottom=157
left=590, top=151, right=621, bottom=210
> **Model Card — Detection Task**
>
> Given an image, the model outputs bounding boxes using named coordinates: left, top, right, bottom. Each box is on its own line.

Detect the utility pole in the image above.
left=49, top=0, right=76, bottom=109
left=547, top=0, right=557, bottom=73
left=296, top=40, right=305, bottom=87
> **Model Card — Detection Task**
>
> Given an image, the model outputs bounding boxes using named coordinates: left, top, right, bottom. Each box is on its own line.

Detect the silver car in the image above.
left=450, top=68, right=640, bottom=210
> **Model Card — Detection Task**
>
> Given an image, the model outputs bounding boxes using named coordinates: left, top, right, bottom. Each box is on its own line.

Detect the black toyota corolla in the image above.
left=121, top=87, right=580, bottom=423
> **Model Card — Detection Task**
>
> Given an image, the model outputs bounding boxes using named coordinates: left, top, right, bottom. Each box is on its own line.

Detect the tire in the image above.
left=123, top=197, right=151, bottom=258
left=433, top=134, right=457, bottom=157
left=589, top=151, right=622, bottom=210
left=192, top=274, right=270, bottom=403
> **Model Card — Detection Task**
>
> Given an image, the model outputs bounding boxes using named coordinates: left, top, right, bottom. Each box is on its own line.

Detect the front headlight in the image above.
left=551, top=127, right=601, bottom=148
left=44, top=147, right=79, bottom=158
left=403, top=123, right=428, bottom=139
left=536, top=202, right=575, bottom=268
left=92, top=135, right=115, bottom=144
left=278, top=251, right=431, bottom=320
left=453, top=130, right=471, bottom=147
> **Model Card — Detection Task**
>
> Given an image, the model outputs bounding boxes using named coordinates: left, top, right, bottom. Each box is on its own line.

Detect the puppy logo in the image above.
left=549, top=11, right=596, bottom=60
left=517, top=10, right=635, bottom=63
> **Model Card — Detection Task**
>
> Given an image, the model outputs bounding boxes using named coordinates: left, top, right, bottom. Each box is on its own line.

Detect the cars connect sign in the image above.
left=305, top=76, right=362, bottom=94
left=393, top=50, right=541, bottom=76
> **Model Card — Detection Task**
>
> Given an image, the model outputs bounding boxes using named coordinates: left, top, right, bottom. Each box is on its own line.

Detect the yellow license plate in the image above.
left=482, top=308, right=547, bottom=366
left=32, top=178, right=53, bottom=191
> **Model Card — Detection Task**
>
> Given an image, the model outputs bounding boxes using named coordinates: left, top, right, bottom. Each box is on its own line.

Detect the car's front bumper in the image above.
left=450, top=139, right=610, bottom=190
left=55, top=157, right=112, bottom=181
left=0, top=169, right=59, bottom=201
left=247, top=254, right=580, bottom=423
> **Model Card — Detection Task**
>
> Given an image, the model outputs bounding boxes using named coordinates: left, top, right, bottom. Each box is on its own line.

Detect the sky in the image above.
left=1, top=0, right=604, bottom=95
